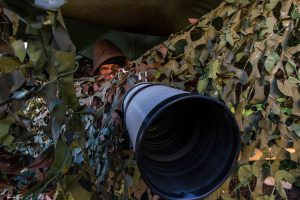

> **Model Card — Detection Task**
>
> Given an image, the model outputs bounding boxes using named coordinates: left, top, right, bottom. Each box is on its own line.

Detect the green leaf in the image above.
left=252, top=161, right=260, bottom=177
left=291, top=5, right=300, bottom=19
left=223, top=195, right=235, bottom=200
left=281, top=107, right=292, bottom=115
left=285, top=60, right=296, bottom=76
left=11, top=40, right=26, bottom=63
left=225, top=29, right=234, bottom=46
left=48, top=139, right=72, bottom=175
left=0, top=116, right=14, bottom=139
left=23, top=174, right=57, bottom=200
left=154, top=71, right=161, bottom=80
left=0, top=134, right=15, bottom=146
left=224, top=0, right=235, bottom=3
left=27, top=40, right=47, bottom=77
left=50, top=103, right=68, bottom=144
left=255, top=104, right=264, bottom=111
left=49, top=50, right=79, bottom=108
left=292, top=123, right=300, bottom=137
left=256, top=195, right=275, bottom=200
left=243, top=109, right=254, bottom=118
left=259, top=29, right=269, bottom=39
left=197, top=77, right=209, bottom=94
left=59, top=80, right=80, bottom=109
left=238, top=165, right=254, bottom=184
left=235, top=52, right=247, bottom=62
left=63, top=175, right=93, bottom=200
left=208, top=59, right=220, bottom=79
left=266, top=16, right=277, bottom=33
left=265, top=0, right=279, bottom=10
left=274, top=170, right=296, bottom=199
left=0, top=57, right=22, bottom=73
left=216, top=37, right=227, bottom=52
left=51, top=50, right=76, bottom=74
left=264, top=52, right=280, bottom=74
left=276, top=97, right=285, bottom=103
left=239, top=0, right=251, bottom=7
left=287, top=76, right=300, bottom=84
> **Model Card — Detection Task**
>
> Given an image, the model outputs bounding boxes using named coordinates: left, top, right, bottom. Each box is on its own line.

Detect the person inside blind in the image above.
left=92, top=39, right=127, bottom=80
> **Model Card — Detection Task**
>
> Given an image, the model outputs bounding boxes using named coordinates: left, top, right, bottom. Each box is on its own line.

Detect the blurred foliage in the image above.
left=0, top=0, right=300, bottom=200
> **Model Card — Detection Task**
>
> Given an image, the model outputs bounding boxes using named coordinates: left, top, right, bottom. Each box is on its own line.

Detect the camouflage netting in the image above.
left=0, top=0, right=300, bottom=199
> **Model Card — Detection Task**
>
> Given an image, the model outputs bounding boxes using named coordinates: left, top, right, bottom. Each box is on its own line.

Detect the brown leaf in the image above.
left=280, top=0, right=292, bottom=19
left=239, top=144, right=254, bottom=165
left=231, top=10, right=242, bottom=31
left=265, top=34, right=283, bottom=56
left=222, top=79, right=236, bottom=104
left=292, top=86, right=300, bottom=116
left=286, top=44, right=300, bottom=55
left=249, top=51, right=262, bottom=79
left=249, top=83, right=266, bottom=104
left=276, top=80, right=293, bottom=97
left=235, top=68, right=249, bottom=85
left=162, top=60, right=180, bottom=76
left=235, top=102, right=245, bottom=132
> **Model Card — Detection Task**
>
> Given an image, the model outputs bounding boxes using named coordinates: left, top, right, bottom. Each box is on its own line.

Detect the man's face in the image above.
left=98, top=64, right=121, bottom=80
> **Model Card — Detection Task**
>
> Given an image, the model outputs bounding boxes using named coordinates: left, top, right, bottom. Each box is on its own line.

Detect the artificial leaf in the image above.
left=27, top=145, right=54, bottom=169
left=23, top=174, right=57, bottom=200
left=0, top=134, right=14, bottom=146
left=274, top=170, right=296, bottom=199
left=264, top=52, right=280, bottom=74
left=197, top=77, right=209, bottom=94
left=291, top=6, right=300, bottom=19
left=252, top=161, right=260, bottom=177
left=280, top=0, right=292, bottom=19
left=265, top=0, right=279, bottom=11
left=281, top=180, right=292, bottom=189
left=235, top=52, right=247, bottom=62
left=287, top=76, right=300, bottom=84
left=238, top=165, right=253, bottom=184
left=162, top=60, right=180, bottom=75
left=208, top=59, right=220, bottom=79
left=292, top=87, right=300, bottom=116
left=249, top=51, right=262, bottom=79
left=249, top=83, right=265, bottom=104
left=0, top=57, right=21, bottom=73
left=63, top=175, right=93, bottom=200
left=276, top=80, right=293, bottom=97
left=48, top=139, right=72, bottom=175
left=256, top=195, right=275, bottom=200
left=285, top=60, right=296, bottom=76
left=58, top=79, right=80, bottom=109
left=225, top=28, right=234, bottom=46
left=50, top=103, right=67, bottom=145
left=10, top=70, right=25, bottom=92
left=11, top=40, right=26, bottom=63
left=292, top=123, right=300, bottom=137
left=0, top=116, right=14, bottom=139
left=224, top=0, right=235, bottom=3
left=27, top=40, right=47, bottom=77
